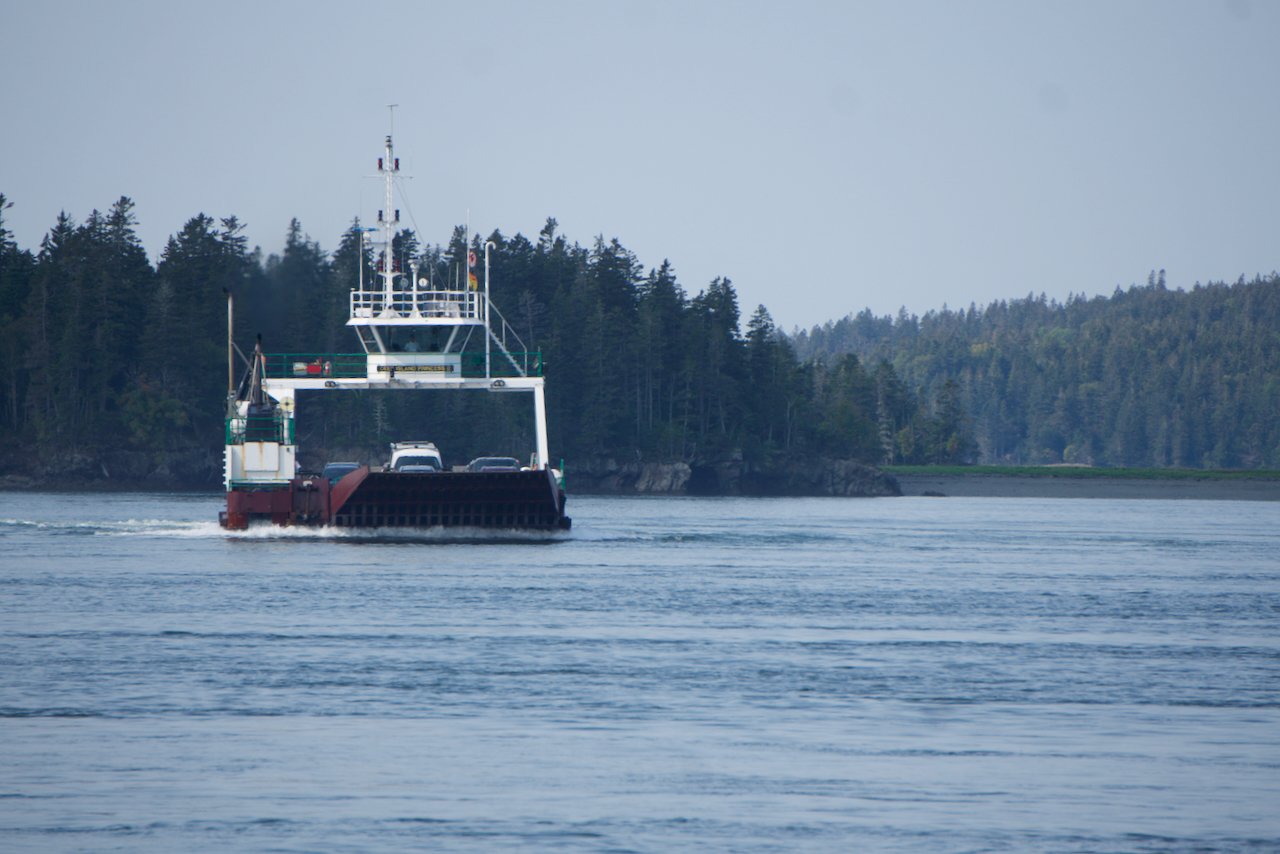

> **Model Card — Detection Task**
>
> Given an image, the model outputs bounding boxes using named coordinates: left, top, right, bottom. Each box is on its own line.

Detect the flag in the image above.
left=468, top=272, right=478, bottom=290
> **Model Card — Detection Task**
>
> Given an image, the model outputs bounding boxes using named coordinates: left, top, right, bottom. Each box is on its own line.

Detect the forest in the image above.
left=794, top=271, right=1280, bottom=469
left=0, top=194, right=968, bottom=487
left=2, top=194, right=1276, bottom=487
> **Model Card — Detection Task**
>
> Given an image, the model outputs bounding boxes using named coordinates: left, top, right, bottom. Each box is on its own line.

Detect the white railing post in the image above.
left=533, top=381, right=549, bottom=470
left=485, top=240, right=495, bottom=379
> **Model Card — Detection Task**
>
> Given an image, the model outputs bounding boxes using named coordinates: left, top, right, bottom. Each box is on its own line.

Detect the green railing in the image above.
left=226, top=415, right=295, bottom=445
left=459, top=351, right=543, bottom=378
left=262, top=353, right=368, bottom=379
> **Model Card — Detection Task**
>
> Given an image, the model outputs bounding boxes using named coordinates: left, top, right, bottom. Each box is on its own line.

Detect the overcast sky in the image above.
left=2, top=0, right=1276, bottom=331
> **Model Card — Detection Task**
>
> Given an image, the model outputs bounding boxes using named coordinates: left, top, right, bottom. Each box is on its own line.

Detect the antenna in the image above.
left=224, top=289, right=234, bottom=401
left=387, top=103, right=397, bottom=137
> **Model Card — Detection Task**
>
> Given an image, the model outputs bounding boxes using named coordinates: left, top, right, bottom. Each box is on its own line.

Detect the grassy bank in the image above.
left=883, top=465, right=1280, bottom=481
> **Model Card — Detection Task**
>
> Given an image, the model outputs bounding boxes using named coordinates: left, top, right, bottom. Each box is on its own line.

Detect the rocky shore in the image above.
left=0, top=448, right=224, bottom=492
left=0, top=447, right=903, bottom=498
left=567, top=458, right=901, bottom=497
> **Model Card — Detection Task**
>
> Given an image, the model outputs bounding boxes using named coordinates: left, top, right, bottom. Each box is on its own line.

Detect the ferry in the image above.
left=219, top=130, right=570, bottom=531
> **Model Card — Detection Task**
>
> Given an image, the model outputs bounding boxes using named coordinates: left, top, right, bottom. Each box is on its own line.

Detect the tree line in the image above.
left=0, top=195, right=970, bottom=485
left=794, top=271, right=1280, bottom=469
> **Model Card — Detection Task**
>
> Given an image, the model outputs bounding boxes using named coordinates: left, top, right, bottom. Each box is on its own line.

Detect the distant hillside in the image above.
left=792, top=273, right=1280, bottom=468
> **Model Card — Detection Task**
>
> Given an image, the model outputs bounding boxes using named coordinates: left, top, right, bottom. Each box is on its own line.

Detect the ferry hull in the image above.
left=334, top=470, right=569, bottom=529
left=220, top=469, right=570, bottom=531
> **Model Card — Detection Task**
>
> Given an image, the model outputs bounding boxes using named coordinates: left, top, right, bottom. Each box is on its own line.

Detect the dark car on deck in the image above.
left=466, top=456, right=521, bottom=472
left=321, top=462, right=361, bottom=484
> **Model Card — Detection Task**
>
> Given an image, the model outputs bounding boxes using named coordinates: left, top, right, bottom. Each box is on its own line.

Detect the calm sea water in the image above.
left=1, top=491, right=1278, bottom=853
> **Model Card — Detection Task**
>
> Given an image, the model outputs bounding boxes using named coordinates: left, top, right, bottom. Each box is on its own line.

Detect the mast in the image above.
left=379, top=131, right=398, bottom=309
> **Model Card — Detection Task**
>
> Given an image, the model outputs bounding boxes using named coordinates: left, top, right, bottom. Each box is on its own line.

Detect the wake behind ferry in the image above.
left=219, top=130, right=570, bottom=531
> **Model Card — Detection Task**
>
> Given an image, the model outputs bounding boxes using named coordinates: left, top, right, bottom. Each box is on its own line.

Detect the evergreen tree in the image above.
left=635, top=260, right=687, bottom=456
left=0, top=195, right=35, bottom=433
left=686, top=277, right=745, bottom=454
left=24, top=213, right=78, bottom=445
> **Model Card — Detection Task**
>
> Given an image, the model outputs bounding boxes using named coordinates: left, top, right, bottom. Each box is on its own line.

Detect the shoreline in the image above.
left=5, top=473, right=1280, bottom=501
left=893, top=473, right=1280, bottom=501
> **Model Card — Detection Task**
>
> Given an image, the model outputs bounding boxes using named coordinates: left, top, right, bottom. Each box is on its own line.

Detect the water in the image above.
left=1, top=492, right=1278, bottom=852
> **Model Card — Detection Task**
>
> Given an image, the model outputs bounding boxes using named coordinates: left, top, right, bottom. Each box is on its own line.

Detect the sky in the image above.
left=2, top=0, right=1277, bottom=332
